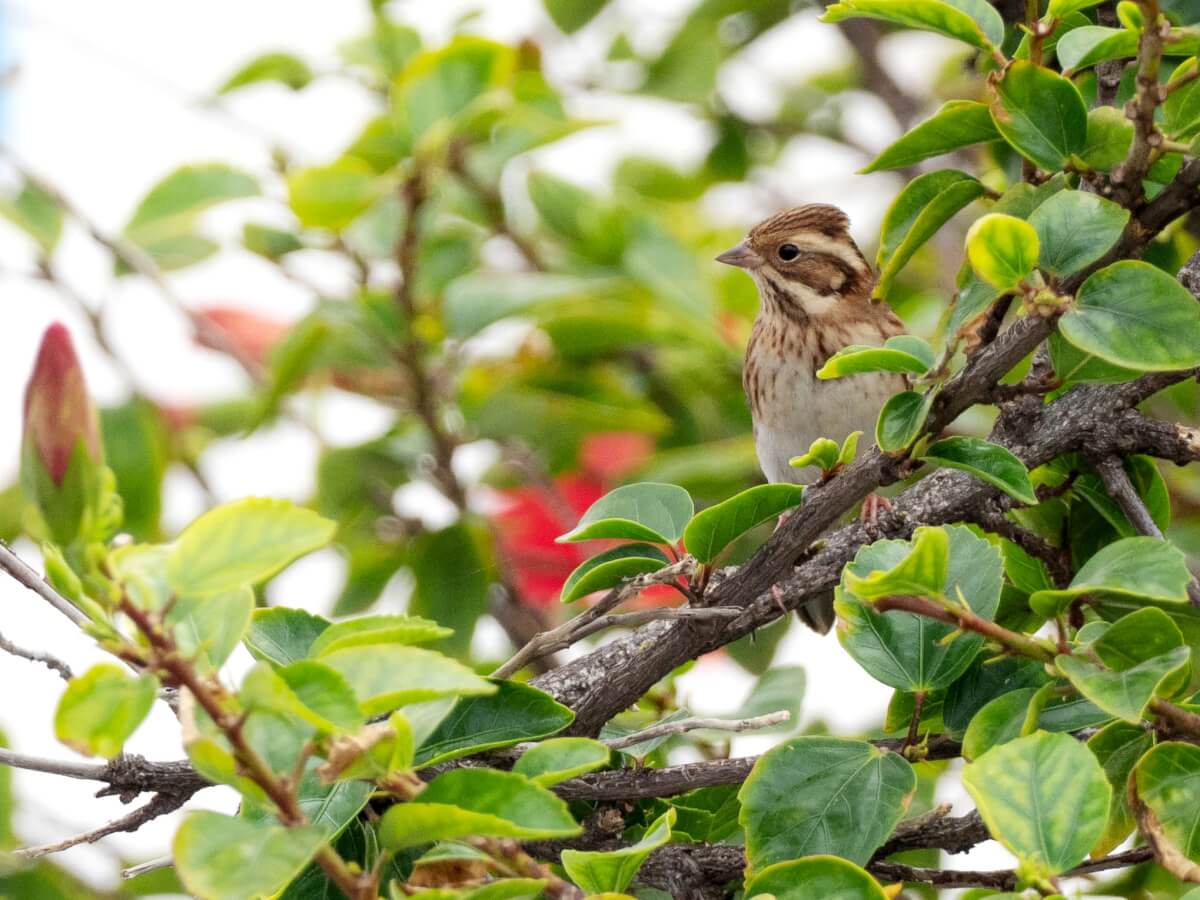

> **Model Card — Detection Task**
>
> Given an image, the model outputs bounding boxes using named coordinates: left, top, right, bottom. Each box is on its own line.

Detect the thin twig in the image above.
left=491, top=557, right=696, bottom=679
left=12, top=792, right=190, bottom=859
left=0, top=629, right=73, bottom=680
left=0, top=541, right=87, bottom=626
left=1110, top=0, right=1166, bottom=204
left=121, top=856, right=173, bottom=880
left=603, top=711, right=790, bottom=752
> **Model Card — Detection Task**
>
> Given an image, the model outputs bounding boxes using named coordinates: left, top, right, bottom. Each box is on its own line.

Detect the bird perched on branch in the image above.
left=717, top=204, right=906, bottom=632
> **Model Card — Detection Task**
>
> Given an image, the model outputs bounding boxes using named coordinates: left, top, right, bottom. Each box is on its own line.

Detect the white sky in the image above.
left=0, top=1, right=1047, bottom=895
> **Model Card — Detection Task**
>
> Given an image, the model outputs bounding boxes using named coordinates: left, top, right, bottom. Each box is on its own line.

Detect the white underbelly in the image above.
left=754, top=365, right=900, bottom=484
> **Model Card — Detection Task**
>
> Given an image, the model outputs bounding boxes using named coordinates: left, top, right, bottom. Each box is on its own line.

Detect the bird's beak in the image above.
left=715, top=241, right=762, bottom=270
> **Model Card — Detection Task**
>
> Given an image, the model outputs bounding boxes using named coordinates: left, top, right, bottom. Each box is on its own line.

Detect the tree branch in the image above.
left=0, top=628, right=73, bottom=680
left=0, top=541, right=88, bottom=627
left=12, top=791, right=190, bottom=860
left=603, top=711, right=789, bottom=752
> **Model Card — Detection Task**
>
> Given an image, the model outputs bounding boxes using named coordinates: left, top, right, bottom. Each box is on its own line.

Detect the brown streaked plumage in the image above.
left=717, top=204, right=907, bottom=632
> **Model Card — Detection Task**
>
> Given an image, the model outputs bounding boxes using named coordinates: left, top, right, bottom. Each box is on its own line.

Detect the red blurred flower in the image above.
left=579, top=432, right=653, bottom=482
left=192, top=306, right=290, bottom=365
left=23, top=323, right=101, bottom=485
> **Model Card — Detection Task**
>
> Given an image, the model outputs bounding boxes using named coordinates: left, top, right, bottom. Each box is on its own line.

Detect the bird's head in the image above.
left=716, top=204, right=874, bottom=319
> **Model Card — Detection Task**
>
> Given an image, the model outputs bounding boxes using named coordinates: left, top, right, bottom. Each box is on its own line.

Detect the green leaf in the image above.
left=0, top=180, right=63, bottom=255
left=1048, top=331, right=1141, bottom=384
left=817, top=335, right=935, bottom=379
left=842, top=525, right=951, bottom=601
left=167, top=587, right=254, bottom=672
left=243, top=223, right=303, bottom=260
left=822, top=0, right=1004, bottom=49
left=174, top=811, right=325, bottom=900
left=560, top=544, right=670, bottom=604
left=875, top=390, right=933, bottom=451
left=512, top=737, right=611, bottom=786
left=990, top=61, right=1088, bottom=171
left=244, top=607, right=331, bottom=667
left=321, top=645, right=495, bottom=717
left=527, top=172, right=625, bottom=264
left=1056, top=25, right=1137, bottom=71
left=1047, top=0, right=1106, bottom=17
left=863, top=100, right=1000, bottom=172
left=1059, top=260, right=1200, bottom=371
left=739, top=737, right=915, bottom=869
left=1029, top=536, right=1192, bottom=617
left=921, top=437, right=1037, bottom=504
left=378, top=769, right=580, bottom=849
left=876, top=170, right=986, bottom=299
left=415, top=680, right=575, bottom=767
left=966, top=213, right=1040, bottom=291
left=1057, top=646, right=1190, bottom=722
left=409, top=524, right=491, bottom=659
left=790, top=437, right=840, bottom=472
left=218, top=52, right=313, bottom=93
left=308, top=615, right=452, bottom=656
left=962, top=687, right=1038, bottom=759
left=241, top=661, right=364, bottom=733
left=444, top=273, right=612, bottom=338
left=1088, top=721, right=1153, bottom=856
left=167, top=498, right=336, bottom=596
left=287, top=160, right=382, bottom=230
left=1093, top=606, right=1185, bottom=668
left=683, top=484, right=803, bottom=564
left=562, top=808, right=673, bottom=894
left=669, top=785, right=742, bottom=844
left=1027, top=189, right=1129, bottom=277
left=125, top=164, right=258, bottom=243
left=54, top=664, right=158, bottom=758
left=839, top=526, right=1003, bottom=692
left=1081, top=106, right=1134, bottom=171
left=556, top=482, right=694, bottom=544
left=543, top=0, right=608, bottom=32
left=743, top=856, right=889, bottom=900
left=1133, top=742, right=1200, bottom=866
left=1165, top=58, right=1200, bottom=139
left=962, top=731, right=1110, bottom=877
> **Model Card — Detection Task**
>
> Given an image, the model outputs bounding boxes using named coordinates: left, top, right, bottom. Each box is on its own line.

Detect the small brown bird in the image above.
left=717, top=204, right=907, bottom=632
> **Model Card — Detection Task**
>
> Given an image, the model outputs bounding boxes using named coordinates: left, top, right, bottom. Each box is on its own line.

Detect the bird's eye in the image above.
left=778, top=243, right=800, bottom=261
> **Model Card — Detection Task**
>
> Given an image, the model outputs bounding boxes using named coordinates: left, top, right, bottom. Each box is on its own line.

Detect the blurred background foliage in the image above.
left=4, top=0, right=1200, bottom=892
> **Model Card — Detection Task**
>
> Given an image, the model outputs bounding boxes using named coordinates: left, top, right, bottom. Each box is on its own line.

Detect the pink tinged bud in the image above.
left=23, top=323, right=101, bottom=484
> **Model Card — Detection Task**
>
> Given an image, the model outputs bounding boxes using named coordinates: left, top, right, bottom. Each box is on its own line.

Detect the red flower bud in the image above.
left=23, top=323, right=101, bottom=484
left=192, top=306, right=289, bottom=366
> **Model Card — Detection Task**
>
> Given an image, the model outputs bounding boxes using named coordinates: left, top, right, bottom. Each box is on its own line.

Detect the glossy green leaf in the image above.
left=962, top=687, right=1038, bottom=760
left=921, top=436, right=1037, bottom=504
left=743, top=856, right=888, bottom=899
left=842, top=525, right=951, bottom=601
left=562, top=809, right=673, bottom=894
left=556, top=482, right=693, bottom=544
left=966, top=213, right=1040, bottom=291
left=738, top=736, right=916, bottom=869
left=1165, top=58, right=1200, bottom=139
left=1030, top=536, right=1191, bottom=617
left=241, top=661, right=364, bottom=733
left=1093, top=606, right=1185, bottom=668
left=1056, top=25, right=1136, bottom=71
left=669, top=785, right=742, bottom=844
left=875, top=390, right=933, bottom=451
left=1027, top=189, right=1129, bottom=277
left=789, top=437, right=840, bottom=471
left=822, top=0, right=1004, bottom=49
left=876, top=170, right=986, bottom=299
left=683, top=484, right=803, bottom=563
left=560, top=544, right=670, bottom=603
left=1048, top=331, right=1141, bottom=384
left=990, top=61, right=1088, bottom=171
left=1057, top=646, right=1190, bottom=722
left=512, top=737, right=611, bottom=786
left=378, top=769, right=580, bottom=849
left=1088, top=721, right=1153, bottom=856
left=1133, top=742, right=1200, bottom=867
left=54, top=664, right=158, bottom=758
left=816, top=335, right=934, bottom=379
left=308, top=615, right=451, bottom=656
left=863, top=100, right=999, bottom=172
left=218, top=52, right=313, bottom=93
left=174, top=811, right=324, bottom=900
left=167, top=587, right=255, bottom=672
left=839, top=526, right=1003, bottom=692
left=963, top=731, right=1110, bottom=877
left=415, top=680, right=574, bottom=766
left=943, top=655, right=1047, bottom=734
left=321, top=645, right=495, bottom=717
left=1081, top=106, right=1134, bottom=171
left=168, top=498, right=336, bottom=596
left=1060, top=261, right=1200, bottom=372
left=287, top=159, right=382, bottom=230
left=1046, top=0, right=1106, bottom=17
left=244, top=607, right=331, bottom=667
